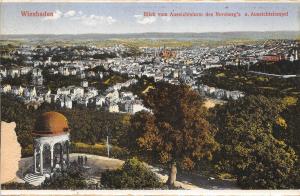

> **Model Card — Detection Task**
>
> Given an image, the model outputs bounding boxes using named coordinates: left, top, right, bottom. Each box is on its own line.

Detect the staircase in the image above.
left=23, top=173, right=46, bottom=186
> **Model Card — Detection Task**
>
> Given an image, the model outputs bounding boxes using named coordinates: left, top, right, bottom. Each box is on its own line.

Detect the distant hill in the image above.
left=1, top=31, right=299, bottom=41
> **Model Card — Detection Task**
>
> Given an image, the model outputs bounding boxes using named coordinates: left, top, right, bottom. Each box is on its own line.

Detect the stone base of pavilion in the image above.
left=21, top=162, right=66, bottom=186
left=14, top=153, right=124, bottom=186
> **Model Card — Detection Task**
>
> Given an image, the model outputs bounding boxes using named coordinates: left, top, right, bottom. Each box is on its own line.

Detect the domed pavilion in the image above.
left=32, top=111, right=70, bottom=175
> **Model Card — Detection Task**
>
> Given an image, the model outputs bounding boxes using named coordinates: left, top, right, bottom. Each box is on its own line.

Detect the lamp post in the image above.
left=106, top=126, right=111, bottom=158
left=106, top=136, right=110, bottom=158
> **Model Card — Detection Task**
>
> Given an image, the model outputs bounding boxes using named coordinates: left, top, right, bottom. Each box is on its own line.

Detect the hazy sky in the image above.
left=1, top=2, right=299, bottom=34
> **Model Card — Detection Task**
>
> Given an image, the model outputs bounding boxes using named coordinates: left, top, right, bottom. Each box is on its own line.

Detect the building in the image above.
left=32, top=68, right=44, bottom=86
left=2, top=84, right=11, bottom=93
left=32, top=68, right=42, bottom=77
left=262, top=54, right=283, bottom=62
left=32, top=75, right=44, bottom=86
left=107, top=103, right=119, bottom=113
left=289, top=49, right=299, bottom=62
left=20, top=66, right=32, bottom=75
left=0, top=68, right=7, bottom=78
left=94, top=95, right=106, bottom=107
left=160, top=49, right=177, bottom=59
left=59, top=95, right=73, bottom=109
left=124, top=100, right=148, bottom=114
left=81, top=80, right=88, bottom=88
left=59, top=67, right=70, bottom=76
left=23, top=112, right=71, bottom=185
left=8, top=68, right=20, bottom=78
left=105, top=90, right=119, bottom=103
left=23, top=87, right=37, bottom=98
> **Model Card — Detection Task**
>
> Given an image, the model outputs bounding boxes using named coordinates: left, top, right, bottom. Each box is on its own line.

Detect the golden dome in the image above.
left=33, top=112, right=69, bottom=136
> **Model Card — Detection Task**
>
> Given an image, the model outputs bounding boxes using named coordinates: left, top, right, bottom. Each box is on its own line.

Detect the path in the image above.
left=70, top=153, right=238, bottom=190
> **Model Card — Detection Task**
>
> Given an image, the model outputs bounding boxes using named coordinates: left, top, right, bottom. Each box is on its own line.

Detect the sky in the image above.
left=1, top=2, right=299, bottom=34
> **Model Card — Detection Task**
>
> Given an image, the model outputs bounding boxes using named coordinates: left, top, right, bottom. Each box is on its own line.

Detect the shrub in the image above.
left=42, top=163, right=88, bottom=189
left=101, top=157, right=163, bottom=189
left=1, top=182, right=38, bottom=190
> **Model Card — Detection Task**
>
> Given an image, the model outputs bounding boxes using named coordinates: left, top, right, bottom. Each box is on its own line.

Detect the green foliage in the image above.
left=42, top=164, right=88, bottom=189
left=274, top=99, right=300, bottom=156
left=122, top=44, right=142, bottom=57
left=42, top=70, right=81, bottom=92
left=1, top=95, right=35, bottom=149
left=199, top=67, right=300, bottom=97
left=1, top=182, right=38, bottom=190
left=272, top=96, right=300, bottom=188
left=22, top=144, right=34, bottom=158
left=101, top=157, right=163, bottom=189
left=250, top=60, right=300, bottom=75
left=71, top=142, right=129, bottom=159
left=121, top=76, right=154, bottom=97
left=41, top=66, right=128, bottom=92
left=125, top=82, right=219, bottom=171
left=60, top=108, right=129, bottom=146
left=281, top=96, right=298, bottom=107
left=0, top=54, right=27, bottom=67
left=291, top=162, right=300, bottom=187
left=1, top=73, right=32, bottom=86
left=213, top=95, right=298, bottom=189
left=93, top=52, right=117, bottom=59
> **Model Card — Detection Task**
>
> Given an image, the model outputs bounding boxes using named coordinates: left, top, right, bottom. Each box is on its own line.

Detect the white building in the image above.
left=124, top=100, right=148, bottom=114
left=105, top=90, right=119, bottom=103
left=32, top=68, right=43, bottom=86
left=8, top=68, right=20, bottom=78
left=94, top=96, right=106, bottom=107
left=107, top=103, right=119, bottom=113
left=2, top=84, right=11, bottom=93
left=81, top=80, right=88, bottom=88
left=57, top=87, right=70, bottom=96
left=11, top=86, right=24, bottom=96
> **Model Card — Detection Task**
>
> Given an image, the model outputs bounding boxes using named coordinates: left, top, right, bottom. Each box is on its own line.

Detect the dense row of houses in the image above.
left=198, top=84, right=245, bottom=100
left=1, top=79, right=149, bottom=114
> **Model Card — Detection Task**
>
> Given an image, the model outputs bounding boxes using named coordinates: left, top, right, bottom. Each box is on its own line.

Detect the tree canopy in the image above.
left=250, top=60, right=300, bottom=75
left=125, top=82, right=219, bottom=186
left=212, top=95, right=298, bottom=189
left=274, top=99, right=300, bottom=156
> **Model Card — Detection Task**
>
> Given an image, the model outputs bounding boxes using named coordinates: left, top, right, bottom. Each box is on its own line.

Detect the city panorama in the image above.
left=1, top=1, right=300, bottom=193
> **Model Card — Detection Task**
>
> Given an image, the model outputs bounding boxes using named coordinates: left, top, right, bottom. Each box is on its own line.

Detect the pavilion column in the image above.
left=33, top=148, right=37, bottom=173
left=50, top=144, right=54, bottom=168
left=40, top=145, right=43, bottom=175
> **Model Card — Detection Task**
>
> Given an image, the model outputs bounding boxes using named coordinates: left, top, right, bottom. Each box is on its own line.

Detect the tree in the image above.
left=273, top=97, right=300, bottom=188
left=213, top=95, right=298, bottom=189
left=274, top=99, right=300, bottom=156
left=125, top=82, right=219, bottom=187
left=101, top=157, right=163, bottom=189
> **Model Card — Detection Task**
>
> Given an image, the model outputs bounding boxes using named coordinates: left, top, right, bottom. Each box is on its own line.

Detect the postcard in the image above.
left=1, top=0, right=300, bottom=196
